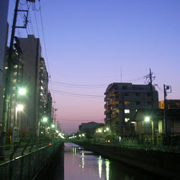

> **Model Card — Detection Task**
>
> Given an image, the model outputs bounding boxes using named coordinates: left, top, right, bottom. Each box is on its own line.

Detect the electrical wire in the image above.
left=52, top=80, right=107, bottom=88
left=51, top=89, right=104, bottom=98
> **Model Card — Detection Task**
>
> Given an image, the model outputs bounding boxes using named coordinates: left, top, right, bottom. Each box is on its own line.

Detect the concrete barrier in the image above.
left=76, top=142, right=180, bottom=180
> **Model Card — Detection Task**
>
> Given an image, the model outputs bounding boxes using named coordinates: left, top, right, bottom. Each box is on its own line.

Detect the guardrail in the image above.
left=0, top=138, right=61, bottom=180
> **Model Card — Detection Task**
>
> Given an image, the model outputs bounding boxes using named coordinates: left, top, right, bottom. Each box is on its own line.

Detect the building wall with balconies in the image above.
left=104, top=82, right=159, bottom=137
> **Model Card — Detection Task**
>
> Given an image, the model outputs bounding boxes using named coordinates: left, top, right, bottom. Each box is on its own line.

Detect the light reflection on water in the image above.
left=98, top=156, right=103, bottom=178
left=63, top=143, right=155, bottom=180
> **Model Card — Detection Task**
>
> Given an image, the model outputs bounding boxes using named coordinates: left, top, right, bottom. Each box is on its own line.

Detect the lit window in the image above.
left=124, top=101, right=130, bottom=105
left=41, top=86, right=44, bottom=90
left=125, top=118, right=130, bottom=122
left=124, top=109, right=130, bottom=113
left=13, top=72, right=17, bottom=76
left=131, top=121, right=136, bottom=124
left=12, top=79, right=16, bottom=83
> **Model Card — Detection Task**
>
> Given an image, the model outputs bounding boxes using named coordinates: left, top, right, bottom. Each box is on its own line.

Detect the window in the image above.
left=122, top=86, right=127, bottom=90
left=125, top=93, right=129, bottom=96
left=147, top=92, right=152, bottom=96
left=136, top=92, right=140, bottom=96
left=124, top=109, right=130, bottom=113
left=124, top=101, right=130, bottom=105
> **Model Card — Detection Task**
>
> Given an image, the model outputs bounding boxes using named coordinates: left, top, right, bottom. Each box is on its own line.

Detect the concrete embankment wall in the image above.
left=76, top=142, right=180, bottom=180
left=34, top=142, right=64, bottom=180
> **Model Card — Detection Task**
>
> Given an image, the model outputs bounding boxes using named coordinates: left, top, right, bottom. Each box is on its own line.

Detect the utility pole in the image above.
left=145, top=69, right=155, bottom=144
left=149, top=68, right=155, bottom=109
left=163, top=84, right=172, bottom=143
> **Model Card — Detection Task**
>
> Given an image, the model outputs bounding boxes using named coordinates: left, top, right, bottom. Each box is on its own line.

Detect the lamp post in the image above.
left=12, top=104, right=24, bottom=146
left=144, top=116, right=154, bottom=144
left=41, top=116, right=48, bottom=136
left=18, top=87, right=27, bottom=96
left=12, top=86, right=27, bottom=143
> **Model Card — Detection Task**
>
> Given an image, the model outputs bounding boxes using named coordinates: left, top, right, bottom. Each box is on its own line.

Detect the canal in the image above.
left=53, top=142, right=161, bottom=180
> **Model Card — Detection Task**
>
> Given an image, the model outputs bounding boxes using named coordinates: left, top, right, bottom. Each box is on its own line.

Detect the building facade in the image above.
left=19, top=35, right=42, bottom=135
left=0, top=0, right=9, bottom=129
left=159, top=100, right=180, bottom=109
left=39, top=57, right=49, bottom=134
left=135, top=109, right=180, bottom=145
left=104, top=82, right=158, bottom=137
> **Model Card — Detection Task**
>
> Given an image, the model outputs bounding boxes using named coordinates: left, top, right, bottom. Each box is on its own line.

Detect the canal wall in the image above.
left=33, top=142, right=64, bottom=180
left=76, top=142, right=180, bottom=180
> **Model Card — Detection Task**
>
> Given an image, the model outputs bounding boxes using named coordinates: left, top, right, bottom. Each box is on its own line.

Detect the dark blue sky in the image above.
left=8, top=0, right=180, bottom=133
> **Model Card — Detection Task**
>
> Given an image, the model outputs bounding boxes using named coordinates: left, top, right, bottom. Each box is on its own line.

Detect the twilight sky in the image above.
left=9, top=0, right=180, bottom=134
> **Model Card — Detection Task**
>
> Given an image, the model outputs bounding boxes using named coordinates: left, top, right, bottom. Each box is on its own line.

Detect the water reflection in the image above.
left=72, top=147, right=77, bottom=155
left=98, top=156, right=102, bottom=178
left=105, top=159, right=110, bottom=180
left=61, top=143, right=159, bottom=180
left=81, top=151, right=85, bottom=168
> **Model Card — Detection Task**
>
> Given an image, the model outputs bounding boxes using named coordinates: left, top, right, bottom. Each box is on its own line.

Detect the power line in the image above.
left=52, top=75, right=146, bottom=88
left=51, top=89, right=104, bottom=98
left=52, top=80, right=107, bottom=88
left=32, top=3, right=40, bottom=38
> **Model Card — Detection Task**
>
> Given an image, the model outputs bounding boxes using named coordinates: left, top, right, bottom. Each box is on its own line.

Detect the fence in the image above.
left=0, top=136, right=61, bottom=180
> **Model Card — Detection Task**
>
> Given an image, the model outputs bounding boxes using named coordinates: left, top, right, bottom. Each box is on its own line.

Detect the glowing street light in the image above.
left=51, top=124, right=55, bottom=128
left=18, top=87, right=27, bottom=96
left=144, top=116, right=150, bottom=123
left=16, top=104, right=24, bottom=111
left=97, top=128, right=102, bottom=133
left=42, top=117, right=48, bottom=123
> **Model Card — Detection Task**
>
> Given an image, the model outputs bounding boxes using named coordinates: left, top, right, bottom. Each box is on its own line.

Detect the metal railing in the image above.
left=0, top=136, right=61, bottom=180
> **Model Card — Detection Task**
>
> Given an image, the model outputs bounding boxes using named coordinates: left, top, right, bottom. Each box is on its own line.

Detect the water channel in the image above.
left=53, top=143, right=160, bottom=180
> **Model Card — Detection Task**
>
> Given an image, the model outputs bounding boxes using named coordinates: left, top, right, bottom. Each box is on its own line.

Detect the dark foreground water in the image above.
left=54, top=142, right=160, bottom=180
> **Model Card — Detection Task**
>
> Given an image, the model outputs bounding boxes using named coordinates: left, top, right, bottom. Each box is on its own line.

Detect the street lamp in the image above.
left=97, top=128, right=102, bottom=133
left=18, top=87, right=27, bottom=96
left=144, top=116, right=155, bottom=144
left=13, top=104, right=24, bottom=146
left=144, top=116, right=150, bottom=123
left=16, top=104, right=24, bottom=112
left=51, top=124, right=55, bottom=128
left=42, top=116, right=48, bottom=123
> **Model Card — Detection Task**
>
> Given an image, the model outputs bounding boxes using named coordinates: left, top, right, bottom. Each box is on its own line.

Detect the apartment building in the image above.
left=104, top=82, right=158, bottom=137
left=0, top=0, right=9, bottom=129
left=19, top=35, right=42, bottom=135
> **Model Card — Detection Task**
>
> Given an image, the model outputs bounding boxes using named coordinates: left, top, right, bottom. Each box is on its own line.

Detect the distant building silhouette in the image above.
left=79, top=122, right=104, bottom=138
